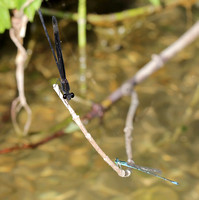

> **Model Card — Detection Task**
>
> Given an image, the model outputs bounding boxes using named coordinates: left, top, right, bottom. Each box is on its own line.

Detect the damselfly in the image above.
left=38, top=9, right=74, bottom=100
left=115, top=158, right=179, bottom=185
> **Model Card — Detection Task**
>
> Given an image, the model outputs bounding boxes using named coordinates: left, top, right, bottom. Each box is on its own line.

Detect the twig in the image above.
left=105, top=20, right=199, bottom=106
left=124, top=90, right=139, bottom=162
left=9, top=0, right=36, bottom=135
left=83, top=20, right=199, bottom=120
left=9, top=9, right=32, bottom=136
left=0, top=131, right=65, bottom=154
left=53, top=84, right=130, bottom=177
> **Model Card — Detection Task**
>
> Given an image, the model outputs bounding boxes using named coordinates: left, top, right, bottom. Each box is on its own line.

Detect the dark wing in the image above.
left=52, top=16, right=66, bottom=81
left=38, top=10, right=59, bottom=71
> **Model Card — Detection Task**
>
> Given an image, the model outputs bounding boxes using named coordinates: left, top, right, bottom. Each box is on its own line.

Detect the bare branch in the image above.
left=124, top=91, right=139, bottom=162
left=106, top=20, right=199, bottom=105
left=53, top=84, right=130, bottom=177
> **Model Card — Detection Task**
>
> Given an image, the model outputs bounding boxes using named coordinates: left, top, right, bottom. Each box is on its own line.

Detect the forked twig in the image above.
left=10, top=12, right=31, bottom=136
left=9, top=0, right=34, bottom=135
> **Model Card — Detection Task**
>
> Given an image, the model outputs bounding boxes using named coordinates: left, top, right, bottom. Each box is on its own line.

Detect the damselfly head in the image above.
left=115, top=158, right=119, bottom=164
left=63, top=92, right=74, bottom=100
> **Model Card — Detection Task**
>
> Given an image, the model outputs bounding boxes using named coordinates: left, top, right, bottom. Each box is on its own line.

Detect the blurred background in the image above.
left=0, top=0, right=199, bottom=199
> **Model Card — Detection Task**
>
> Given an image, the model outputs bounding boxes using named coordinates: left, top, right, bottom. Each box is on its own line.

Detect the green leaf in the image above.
left=0, top=0, right=42, bottom=33
left=24, top=0, right=42, bottom=21
left=17, top=0, right=30, bottom=10
left=149, top=0, right=161, bottom=6
left=0, top=5, right=11, bottom=33
left=0, top=0, right=16, bottom=9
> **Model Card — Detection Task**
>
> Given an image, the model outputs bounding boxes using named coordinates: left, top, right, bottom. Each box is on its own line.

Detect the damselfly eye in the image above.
left=70, top=93, right=74, bottom=98
left=63, top=94, right=67, bottom=99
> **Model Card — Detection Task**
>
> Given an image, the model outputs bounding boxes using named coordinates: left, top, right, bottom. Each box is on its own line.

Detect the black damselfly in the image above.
left=38, top=9, right=74, bottom=100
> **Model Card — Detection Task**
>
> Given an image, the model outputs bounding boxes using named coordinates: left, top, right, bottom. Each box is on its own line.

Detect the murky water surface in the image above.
left=0, top=6, right=199, bottom=200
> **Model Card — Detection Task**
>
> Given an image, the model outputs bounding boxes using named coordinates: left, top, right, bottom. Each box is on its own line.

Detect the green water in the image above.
left=0, top=5, right=199, bottom=200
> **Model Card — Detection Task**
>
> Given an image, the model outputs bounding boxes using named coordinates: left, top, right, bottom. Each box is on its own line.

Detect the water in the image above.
left=0, top=4, right=199, bottom=200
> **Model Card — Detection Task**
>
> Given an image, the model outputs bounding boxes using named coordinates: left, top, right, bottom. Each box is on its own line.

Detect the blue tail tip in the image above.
left=172, top=181, right=179, bottom=185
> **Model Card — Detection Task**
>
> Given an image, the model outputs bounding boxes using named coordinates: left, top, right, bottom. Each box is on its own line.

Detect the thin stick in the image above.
left=124, top=91, right=139, bottom=162
left=0, top=131, right=65, bottom=154
left=53, top=84, right=129, bottom=177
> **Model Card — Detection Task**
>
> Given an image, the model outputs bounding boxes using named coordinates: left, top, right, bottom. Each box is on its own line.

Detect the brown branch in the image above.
left=0, top=131, right=64, bottom=154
